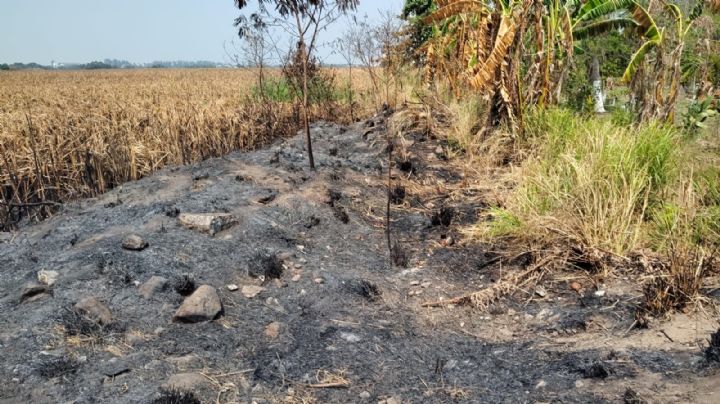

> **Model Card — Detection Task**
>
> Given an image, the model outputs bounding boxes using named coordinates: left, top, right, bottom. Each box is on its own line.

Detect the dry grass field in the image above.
left=0, top=68, right=376, bottom=227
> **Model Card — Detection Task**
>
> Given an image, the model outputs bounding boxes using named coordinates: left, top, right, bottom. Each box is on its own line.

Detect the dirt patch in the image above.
left=0, top=117, right=718, bottom=403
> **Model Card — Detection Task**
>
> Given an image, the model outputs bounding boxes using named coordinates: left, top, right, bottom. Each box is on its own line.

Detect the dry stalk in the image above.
left=422, top=256, right=554, bottom=309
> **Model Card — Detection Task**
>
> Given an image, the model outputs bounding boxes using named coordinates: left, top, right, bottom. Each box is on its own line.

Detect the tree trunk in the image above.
left=590, top=56, right=606, bottom=113
left=301, top=43, right=315, bottom=169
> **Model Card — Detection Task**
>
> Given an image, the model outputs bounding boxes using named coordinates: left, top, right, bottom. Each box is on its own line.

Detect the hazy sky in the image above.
left=0, top=0, right=403, bottom=65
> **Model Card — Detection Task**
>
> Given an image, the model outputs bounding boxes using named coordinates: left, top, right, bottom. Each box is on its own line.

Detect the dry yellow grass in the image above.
left=0, top=68, right=373, bottom=227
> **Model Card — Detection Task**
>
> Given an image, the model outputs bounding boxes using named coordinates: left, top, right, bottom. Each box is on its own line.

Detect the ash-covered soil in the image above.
left=1, top=116, right=718, bottom=403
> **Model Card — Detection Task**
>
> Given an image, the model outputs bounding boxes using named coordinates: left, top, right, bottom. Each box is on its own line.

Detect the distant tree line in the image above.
left=0, top=59, right=232, bottom=71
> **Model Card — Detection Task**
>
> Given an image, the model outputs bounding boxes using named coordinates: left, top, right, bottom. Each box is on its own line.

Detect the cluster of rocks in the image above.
left=127, top=213, right=238, bottom=323
left=20, top=213, right=239, bottom=327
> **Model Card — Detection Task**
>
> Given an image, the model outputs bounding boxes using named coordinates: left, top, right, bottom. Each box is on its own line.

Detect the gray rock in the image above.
left=122, top=234, right=148, bottom=251
left=163, top=372, right=212, bottom=391
left=166, top=354, right=203, bottom=369
left=74, top=296, right=112, bottom=325
left=173, top=285, right=222, bottom=323
left=138, top=276, right=168, bottom=299
left=178, top=213, right=237, bottom=236
left=102, top=359, right=130, bottom=377
left=340, top=332, right=361, bottom=343
left=241, top=285, right=264, bottom=298
left=37, top=270, right=59, bottom=286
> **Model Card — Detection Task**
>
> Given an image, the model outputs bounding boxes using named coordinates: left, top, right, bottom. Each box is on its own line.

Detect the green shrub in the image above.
left=476, top=108, right=682, bottom=253
left=250, top=75, right=341, bottom=105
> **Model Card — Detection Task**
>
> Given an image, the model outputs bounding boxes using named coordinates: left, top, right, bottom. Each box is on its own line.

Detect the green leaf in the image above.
left=622, top=39, right=660, bottom=82
left=573, top=17, right=639, bottom=40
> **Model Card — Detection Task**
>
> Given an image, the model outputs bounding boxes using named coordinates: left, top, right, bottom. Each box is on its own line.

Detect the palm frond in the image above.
left=423, top=0, right=487, bottom=24
left=573, top=18, right=639, bottom=40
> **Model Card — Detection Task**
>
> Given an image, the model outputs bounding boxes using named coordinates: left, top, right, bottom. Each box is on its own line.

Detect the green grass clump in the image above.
left=250, top=76, right=350, bottom=105
left=476, top=108, right=686, bottom=254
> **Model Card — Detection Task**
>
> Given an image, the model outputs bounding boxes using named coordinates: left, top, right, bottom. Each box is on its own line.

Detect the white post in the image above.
left=590, top=56, right=606, bottom=113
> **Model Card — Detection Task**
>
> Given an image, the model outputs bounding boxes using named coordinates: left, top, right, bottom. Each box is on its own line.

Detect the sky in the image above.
left=0, top=0, right=404, bottom=65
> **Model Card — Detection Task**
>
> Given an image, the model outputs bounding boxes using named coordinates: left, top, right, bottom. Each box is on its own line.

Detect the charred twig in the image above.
left=386, top=137, right=393, bottom=255
left=307, top=382, right=350, bottom=389
left=0, top=200, right=63, bottom=208
left=422, top=256, right=553, bottom=308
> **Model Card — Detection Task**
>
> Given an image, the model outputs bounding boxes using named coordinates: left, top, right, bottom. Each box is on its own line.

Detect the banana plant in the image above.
left=421, top=0, right=710, bottom=129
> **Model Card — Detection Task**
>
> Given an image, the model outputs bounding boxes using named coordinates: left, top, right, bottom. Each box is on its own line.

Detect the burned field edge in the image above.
left=0, top=112, right=719, bottom=403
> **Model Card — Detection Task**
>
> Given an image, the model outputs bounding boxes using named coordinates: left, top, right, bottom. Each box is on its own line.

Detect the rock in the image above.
left=124, top=331, right=148, bottom=346
left=163, top=372, right=212, bottom=391
left=277, top=251, right=294, bottom=261
left=570, top=282, right=583, bottom=293
left=167, top=354, right=202, bottom=369
left=265, top=322, right=281, bottom=338
left=359, top=391, right=371, bottom=399
left=291, top=274, right=302, bottom=282
left=173, top=285, right=222, bottom=323
left=256, top=191, right=277, bottom=204
left=102, top=360, right=130, bottom=377
left=20, top=282, right=49, bottom=302
left=241, top=285, right=265, bottom=298
left=594, top=289, right=606, bottom=297
left=575, top=380, right=585, bottom=388
left=37, top=270, right=59, bottom=286
left=74, top=297, right=113, bottom=325
left=122, top=234, right=148, bottom=251
left=443, top=359, right=457, bottom=370
left=0, top=232, right=12, bottom=243
left=226, top=284, right=239, bottom=291
left=535, top=286, right=547, bottom=297
left=138, top=276, right=168, bottom=299
left=420, top=281, right=431, bottom=288
left=314, top=277, right=325, bottom=284
left=178, top=213, right=237, bottom=236
left=340, top=332, right=361, bottom=343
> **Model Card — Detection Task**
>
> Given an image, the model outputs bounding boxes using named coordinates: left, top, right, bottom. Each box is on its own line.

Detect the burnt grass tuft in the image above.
left=173, top=274, right=196, bottom=296
left=431, top=206, right=454, bottom=227
left=345, top=279, right=382, bottom=301
left=623, top=387, right=646, bottom=404
left=333, top=206, right=350, bottom=223
left=248, top=252, right=284, bottom=280
left=36, top=356, right=80, bottom=379
left=391, top=242, right=409, bottom=267
left=390, top=185, right=406, bottom=204
left=325, top=188, right=349, bottom=223
left=397, top=158, right=413, bottom=173
left=326, top=189, right=342, bottom=206
left=151, top=388, right=201, bottom=404
left=705, top=328, right=720, bottom=364
left=582, top=361, right=610, bottom=379
left=59, top=308, right=114, bottom=337
left=303, top=215, right=321, bottom=229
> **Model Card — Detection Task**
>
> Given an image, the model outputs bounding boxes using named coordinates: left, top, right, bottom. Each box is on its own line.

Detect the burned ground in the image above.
left=0, top=117, right=718, bottom=403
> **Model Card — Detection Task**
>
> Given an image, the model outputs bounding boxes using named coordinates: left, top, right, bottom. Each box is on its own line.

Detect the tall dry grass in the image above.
left=0, top=68, right=374, bottom=228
